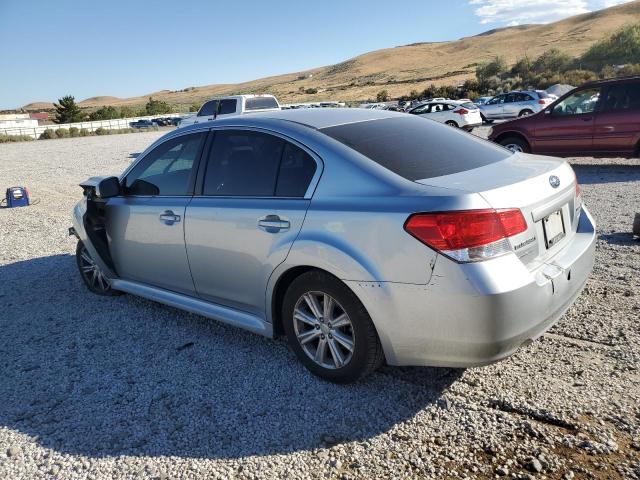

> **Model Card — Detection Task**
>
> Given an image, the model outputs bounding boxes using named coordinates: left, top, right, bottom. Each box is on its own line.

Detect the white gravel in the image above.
left=0, top=131, right=638, bottom=479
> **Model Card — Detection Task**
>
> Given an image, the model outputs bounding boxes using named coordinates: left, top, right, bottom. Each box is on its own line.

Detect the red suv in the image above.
left=488, top=76, right=640, bottom=157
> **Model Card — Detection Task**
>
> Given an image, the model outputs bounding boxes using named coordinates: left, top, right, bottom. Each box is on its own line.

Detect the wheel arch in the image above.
left=493, top=130, right=531, bottom=148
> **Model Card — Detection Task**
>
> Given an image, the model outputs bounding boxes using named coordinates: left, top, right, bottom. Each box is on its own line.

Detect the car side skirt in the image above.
left=110, top=279, right=273, bottom=337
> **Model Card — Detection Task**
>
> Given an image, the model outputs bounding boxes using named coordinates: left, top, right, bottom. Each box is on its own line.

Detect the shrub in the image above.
left=0, top=134, right=34, bottom=143
left=376, top=90, right=389, bottom=102
left=94, top=127, right=109, bottom=135
left=68, top=127, right=79, bottom=137
left=55, top=128, right=69, bottom=138
left=39, top=129, right=56, bottom=139
left=581, top=23, right=640, bottom=69
left=79, top=128, right=90, bottom=136
left=304, top=88, right=318, bottom=94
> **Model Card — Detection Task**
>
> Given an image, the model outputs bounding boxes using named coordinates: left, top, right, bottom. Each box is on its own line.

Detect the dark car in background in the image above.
left=129, top=119, right=155, bottom=129
left=488, top=76, right=640, bottom=157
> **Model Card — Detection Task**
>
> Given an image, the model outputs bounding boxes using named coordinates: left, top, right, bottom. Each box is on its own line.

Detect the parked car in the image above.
left=488, top=76, right=640, bottom=157
left=129, top=119, right=155, bottom=129
left=72, top=108, right=595, bottom=383
left=480, top=90, right=556, bottom=121
left=407, top=100, right=482, bottom=131
left=178, top=94, right=280, bottom=128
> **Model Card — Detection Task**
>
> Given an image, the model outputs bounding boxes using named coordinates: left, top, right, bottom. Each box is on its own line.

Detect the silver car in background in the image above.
left=71, top=109, right=595, bottom=383
left=480, top=90, right=557, bottom=121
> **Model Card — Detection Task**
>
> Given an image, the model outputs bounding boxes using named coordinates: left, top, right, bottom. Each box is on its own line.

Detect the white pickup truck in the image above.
left=178, top=94, right=280, bottom=128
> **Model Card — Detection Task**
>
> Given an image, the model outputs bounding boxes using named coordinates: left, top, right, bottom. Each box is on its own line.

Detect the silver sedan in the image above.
left=71, top=109, right=596, bottom=383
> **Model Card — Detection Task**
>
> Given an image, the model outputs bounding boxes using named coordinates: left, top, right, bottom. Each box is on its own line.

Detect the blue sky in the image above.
left=0, top=0, right=633, bottom=109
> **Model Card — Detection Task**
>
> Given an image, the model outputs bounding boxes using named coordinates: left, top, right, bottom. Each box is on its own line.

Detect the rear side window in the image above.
left=603, top=82, right=640, bottom=112
left=218, top=99, right=237, bottom=115
left=320, top=116, right=510, bottom=181
left=245, top=97, right=279, bottom=111
left=276, top=143, right=317, bottom=197
left=202, top=130, right=317, bottom=197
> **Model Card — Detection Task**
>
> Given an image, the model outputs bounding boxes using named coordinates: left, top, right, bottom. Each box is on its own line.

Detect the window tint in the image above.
left=321, top=116, right=510, bottom=181
left=552, top=88, right=600, bottom=116
left=245, top=97, right=280, bottom=111
left=410, top=104, right=430, bottom=114
left=198, top=100, right=218, bottom=117
left=603, top=82, right=640, bottom=112
left=218, top=99, right=237, bottom=115
left=125, top=133, right=205, bottom=196
left=203, top=130, right=284, bottom=196
left=276, top=143, right=317, bottom=197
left=514, top=93, right=533, bottom=102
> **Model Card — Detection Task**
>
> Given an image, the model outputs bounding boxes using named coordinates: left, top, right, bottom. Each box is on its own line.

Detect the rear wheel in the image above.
left=499, top=136, right=531, bottom=154
left=518, top=109, right=534, bottom=117
left=282, top=271, right=384, bottom=383
left=445, top=120, right=458, bottom=128
left=76, top=241, right=120, bottom=296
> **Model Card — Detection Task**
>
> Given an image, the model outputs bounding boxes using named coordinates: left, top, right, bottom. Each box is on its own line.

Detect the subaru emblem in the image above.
left=549, top=175, right=560, bottom=188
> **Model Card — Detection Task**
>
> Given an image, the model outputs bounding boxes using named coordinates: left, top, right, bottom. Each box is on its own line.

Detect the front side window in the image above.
left=410, top=104, right=430, bottom=114
left=198, top=100, right=218, bottom=117
left=125, top=133, right=205, bottom=196
left=552, top=88, right=601, bottom=116
left=487, top=95, right=503, bottom=105
left=602, top=82, right=640, bottom=112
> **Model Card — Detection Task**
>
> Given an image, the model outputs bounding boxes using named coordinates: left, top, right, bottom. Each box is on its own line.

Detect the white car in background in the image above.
left=178, top=94, right=280, bottom=128
left=407, top=100, right=483, bottom=131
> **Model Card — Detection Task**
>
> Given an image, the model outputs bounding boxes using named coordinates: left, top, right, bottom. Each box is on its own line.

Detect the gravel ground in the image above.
left=0, top=130, right=638, bottom=480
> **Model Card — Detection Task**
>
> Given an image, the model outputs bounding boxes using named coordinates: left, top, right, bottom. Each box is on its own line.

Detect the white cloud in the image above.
left=470, top=0, right=635, bottom=26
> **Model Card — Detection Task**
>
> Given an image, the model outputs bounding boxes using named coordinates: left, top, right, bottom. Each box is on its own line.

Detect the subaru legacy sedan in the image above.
left=71, top=109, right=595, bottom=383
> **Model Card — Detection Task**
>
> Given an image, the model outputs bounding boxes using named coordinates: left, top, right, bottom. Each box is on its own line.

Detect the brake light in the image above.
left=456, top=108, right=469, bottom=115
left=538, top=100, right=546, bottom=104
left=404, top=209, right=527, bottom=262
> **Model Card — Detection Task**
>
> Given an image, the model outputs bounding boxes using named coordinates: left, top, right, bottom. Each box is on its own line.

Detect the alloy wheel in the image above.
left=505, top=143, right=524, bottom=153
left=293, top=291, right=355, bottom=369
left=78, top=245, right=112, bottom=292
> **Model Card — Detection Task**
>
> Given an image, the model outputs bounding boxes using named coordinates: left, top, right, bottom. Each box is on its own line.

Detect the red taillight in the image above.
left=456, top=108, right=469, bottom=115
left=404, top=209, right=527, bottom=255
left=538, top=100, right=546, bottom=105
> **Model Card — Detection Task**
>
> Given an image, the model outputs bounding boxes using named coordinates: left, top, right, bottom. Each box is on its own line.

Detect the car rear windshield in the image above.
left=245, top=97, right=279, bottom=111
left=320, top=116, right=511, bottom=180
left=536, top=91, right=553, bottom=98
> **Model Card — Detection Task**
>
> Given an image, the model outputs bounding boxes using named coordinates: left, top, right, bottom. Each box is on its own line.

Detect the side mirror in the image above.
left=96, top=176, right=120, bottom=198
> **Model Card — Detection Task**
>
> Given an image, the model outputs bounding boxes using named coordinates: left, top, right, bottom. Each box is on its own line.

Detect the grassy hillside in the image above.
left=23, top=0, right=640, bottom=111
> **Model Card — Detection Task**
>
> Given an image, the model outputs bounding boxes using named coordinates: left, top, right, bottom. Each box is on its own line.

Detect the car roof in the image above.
left=177, top=108, right=404, bottom=131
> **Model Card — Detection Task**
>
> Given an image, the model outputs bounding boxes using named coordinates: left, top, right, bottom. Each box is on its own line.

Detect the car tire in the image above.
left=518, top=109, right=534, bottom=117
left=445, top=120, right=458, bottom=128
left=76, top=241, right=121, bottom=296
left=282, top=270, right=384, bottom=383
left=499, top=136, right=531, bottom=154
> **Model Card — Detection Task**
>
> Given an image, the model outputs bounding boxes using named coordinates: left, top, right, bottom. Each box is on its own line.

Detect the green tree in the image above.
left=89, top=106, right=120, bottom=121
left=532, top=49, right=573, bottom=74
left=189, top=103, right=200, bottom=112
left=376, top=90, right=389, bottom=102
left=476, top=56, right=507, bottom=84
left=54, top=95, right=83, bottom=124
left=581, top=23, right=640, bottom=69
left=145, top=97, right=171, bottom=115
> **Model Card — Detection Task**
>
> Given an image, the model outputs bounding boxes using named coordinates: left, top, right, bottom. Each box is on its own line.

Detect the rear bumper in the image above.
left=347, top=206, right=596, bottom=367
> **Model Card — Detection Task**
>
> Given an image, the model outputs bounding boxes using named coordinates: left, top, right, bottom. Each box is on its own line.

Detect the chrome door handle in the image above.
left=258, top=215, right=290, bottom=232
left=159, top=210, right=181, bottom=225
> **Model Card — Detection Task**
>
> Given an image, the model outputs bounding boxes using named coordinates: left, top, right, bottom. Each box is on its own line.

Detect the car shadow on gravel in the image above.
left=0, top=254, right=462, bottom=460
left=573, top=163, right=640, bottom=184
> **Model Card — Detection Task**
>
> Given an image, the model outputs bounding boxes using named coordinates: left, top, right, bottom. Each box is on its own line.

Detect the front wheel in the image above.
left=499, top=136, right=531, bottom=154
left=282, top=271, right=384, bottom=383
left=76, top=241, right=121, bottom=296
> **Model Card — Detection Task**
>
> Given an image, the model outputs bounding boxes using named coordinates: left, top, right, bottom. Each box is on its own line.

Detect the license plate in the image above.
left=543, top=209, right=565, bottom=249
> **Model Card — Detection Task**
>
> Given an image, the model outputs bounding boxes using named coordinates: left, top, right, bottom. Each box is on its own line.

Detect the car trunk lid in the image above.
left=416, top=153, right=581, bottom=269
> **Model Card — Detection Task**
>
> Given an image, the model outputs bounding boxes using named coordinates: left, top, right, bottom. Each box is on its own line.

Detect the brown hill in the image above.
left=22, top=0, right=640, bottom=110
